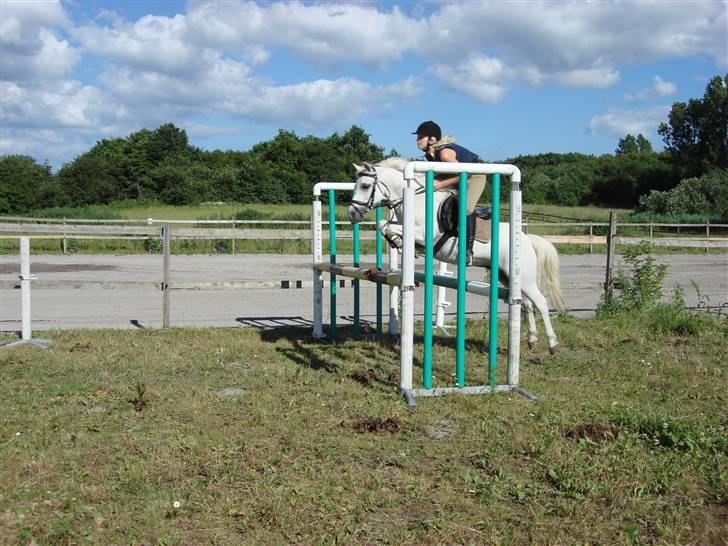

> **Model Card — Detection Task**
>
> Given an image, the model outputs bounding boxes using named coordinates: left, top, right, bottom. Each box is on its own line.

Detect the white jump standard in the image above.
left=312, top=161, right=543, bottom=407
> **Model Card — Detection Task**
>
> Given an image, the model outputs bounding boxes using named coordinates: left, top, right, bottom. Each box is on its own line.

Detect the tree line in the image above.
left=1, top=75, right=726, bottom=219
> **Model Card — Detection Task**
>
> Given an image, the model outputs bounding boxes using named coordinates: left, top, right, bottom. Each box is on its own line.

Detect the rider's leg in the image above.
left=465, top=174, right=486, bottom=266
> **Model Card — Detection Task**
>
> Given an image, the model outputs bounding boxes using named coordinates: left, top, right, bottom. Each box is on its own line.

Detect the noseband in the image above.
left=350, top=170, right=399, bottom=213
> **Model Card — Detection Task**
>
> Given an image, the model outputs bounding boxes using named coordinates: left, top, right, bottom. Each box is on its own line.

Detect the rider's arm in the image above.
left=433, top=147, right=460, bottom=191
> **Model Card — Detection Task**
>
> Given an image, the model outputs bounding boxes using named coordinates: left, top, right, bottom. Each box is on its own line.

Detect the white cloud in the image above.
left=1, top=0, right=725, bottom=165
left=625, top=75, right=679, bottom=101
left=588, top=106, right=671, bottom=137
left=424, top=1, right=726, bottom=70
left=653, top=76, right=678, bottom=96
left=430, top=55, right=508, bottom=103
left=0, top=1, right=79, bottom=82
left=185, top=1, right=422, bottom=68
left=551, top=67, right=620, bottom=88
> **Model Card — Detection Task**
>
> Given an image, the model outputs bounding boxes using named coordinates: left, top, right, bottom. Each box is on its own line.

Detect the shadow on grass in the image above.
left=254, top=323, right=405, bottom=391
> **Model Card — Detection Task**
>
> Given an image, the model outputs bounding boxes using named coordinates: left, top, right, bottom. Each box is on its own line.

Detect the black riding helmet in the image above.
left=412, top=120, right=441, bottom=140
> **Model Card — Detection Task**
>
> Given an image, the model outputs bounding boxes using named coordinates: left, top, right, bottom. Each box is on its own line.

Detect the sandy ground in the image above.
left=0, top=253, right=726, bottom=332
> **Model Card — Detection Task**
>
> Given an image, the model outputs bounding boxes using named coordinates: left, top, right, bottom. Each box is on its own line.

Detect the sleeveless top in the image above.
left=426, top=143, right=481, bottom=163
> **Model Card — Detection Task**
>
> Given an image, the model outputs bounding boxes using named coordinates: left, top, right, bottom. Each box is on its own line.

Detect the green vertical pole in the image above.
left=456, top=172, right=468, bottom=388
left=353, top=222, right=360, bottom=338
left=375, top=207, right=383, bottom=337
left=489, top=174, right=501, bottom=387
left=423, top=171, right=434, bottom=389
left=329, top=190, right=337, bottom=338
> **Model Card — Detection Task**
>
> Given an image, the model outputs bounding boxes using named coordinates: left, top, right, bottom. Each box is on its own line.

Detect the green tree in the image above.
left=636, top=134, right=653, bottom=154
left=616, top=134, right=653, bottom=156
left=0, top=155, right=57, bottom=213
left=57, top=154, right=119, bottom=206
left=658, top=74, right=728, bottom=177
left=615, top=135, right=639, bottom=155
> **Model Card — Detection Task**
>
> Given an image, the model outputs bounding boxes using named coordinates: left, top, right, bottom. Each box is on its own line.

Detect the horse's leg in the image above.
left=522, top=282, right=559, bottom=354
left=378, top=219, right=403, bottom=250
left=523, top=298, right=539, bottom=349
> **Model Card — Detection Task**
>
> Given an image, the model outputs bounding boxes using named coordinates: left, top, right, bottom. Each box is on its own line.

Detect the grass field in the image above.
left=1, top=311, right=726, bottom=545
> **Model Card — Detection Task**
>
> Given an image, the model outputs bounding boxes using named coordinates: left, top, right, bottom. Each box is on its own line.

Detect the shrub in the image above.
left=646, top=287, right=714, bottom=336
left=598, top=241, right=667, bottom=315
left=29, top=205, right=122, bottom=220
left=231, top=208, right=272, bottom=221
left=638, top=169, right=728, bottom=220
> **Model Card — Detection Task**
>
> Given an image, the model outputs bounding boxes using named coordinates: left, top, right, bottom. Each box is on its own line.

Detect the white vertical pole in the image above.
left=435, top=261, right=451, bottom=329
left=312, top=199, right=324, bottom=338
left=20, top=237, right=31, bottom=341
left=388, top=209, right=399, bottom=335
left=399, top=180, right=416, bottom=392
left=508, top=183, right=523, bottom=385
left=162, top=225, right=171, bottom=328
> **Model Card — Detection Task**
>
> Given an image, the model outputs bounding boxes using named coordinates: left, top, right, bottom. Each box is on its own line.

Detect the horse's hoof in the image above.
left=549, top=344, right=559, bottom=355
left=528, top=340, right=537, bottom=350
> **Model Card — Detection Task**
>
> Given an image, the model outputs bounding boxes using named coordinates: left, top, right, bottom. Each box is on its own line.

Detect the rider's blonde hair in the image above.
left=426, top=135, right=456, bottom=159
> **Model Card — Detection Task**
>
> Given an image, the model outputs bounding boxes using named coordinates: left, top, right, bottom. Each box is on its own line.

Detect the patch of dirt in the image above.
left=563, top=423, right=620, bottom=443
left=345, top=417, right=400, bottom=434
left=667, top=336, right=689, bottom=347
left=70, top=342, right=92, bottom=352
left=426, top=418, right=459, bottom=440
left=686, top=503, right=728, bottom=546
left=350, top=369, right=377, bottom=386
left=214, top=387, right=246, bottom=398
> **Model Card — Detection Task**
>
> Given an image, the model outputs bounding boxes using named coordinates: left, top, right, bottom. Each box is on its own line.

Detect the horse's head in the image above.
left=348, top=162, right=383, bottom=224
left=348, top=157, right=410, bottom=224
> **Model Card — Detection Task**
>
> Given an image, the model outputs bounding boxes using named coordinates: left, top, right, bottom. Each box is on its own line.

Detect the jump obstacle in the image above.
left=312, top=162, right=536, bottom=407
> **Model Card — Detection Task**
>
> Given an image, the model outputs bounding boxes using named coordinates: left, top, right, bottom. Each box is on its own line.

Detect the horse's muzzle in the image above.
left=348, top=204, right=365, bottom=224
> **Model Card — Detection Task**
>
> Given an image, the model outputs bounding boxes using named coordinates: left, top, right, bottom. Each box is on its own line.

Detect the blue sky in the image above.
left=1, top=0, right=726, bottom=169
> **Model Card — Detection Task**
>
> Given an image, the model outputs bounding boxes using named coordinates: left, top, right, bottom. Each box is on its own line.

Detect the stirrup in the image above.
left=465, top=250, right=474, bottom=267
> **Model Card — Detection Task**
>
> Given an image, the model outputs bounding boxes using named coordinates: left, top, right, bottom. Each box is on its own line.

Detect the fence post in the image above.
left=232, top=219, right=236, bottom=255
left=706, top=220, right=710, bottom=254
left=20, top=237, right=32, bottom=341
left=604, top=211, right=617, bottom=302
left=162, top=224, right=171, bottom=328
left=589, top=223, right=593, bottom=254
left=62, top=218, right=68, bottom=254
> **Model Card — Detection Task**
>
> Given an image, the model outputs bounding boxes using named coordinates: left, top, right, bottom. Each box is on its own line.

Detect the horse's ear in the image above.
left=352, top=163, right=364, bottom=174
left=362, top=161, right=375, bottom=173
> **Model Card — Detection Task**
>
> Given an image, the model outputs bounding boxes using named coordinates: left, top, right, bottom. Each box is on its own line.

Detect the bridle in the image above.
left=350, top=169, right=401, bottom=214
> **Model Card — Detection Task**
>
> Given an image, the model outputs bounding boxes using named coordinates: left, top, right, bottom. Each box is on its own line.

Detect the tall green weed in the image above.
left=598, top=242, right=715, bottom=336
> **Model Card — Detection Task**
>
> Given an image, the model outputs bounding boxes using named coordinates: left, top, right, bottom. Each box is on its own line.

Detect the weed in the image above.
left=130, top=381, right=148, bottom=411
left=599, top=241, right=667, bottom=314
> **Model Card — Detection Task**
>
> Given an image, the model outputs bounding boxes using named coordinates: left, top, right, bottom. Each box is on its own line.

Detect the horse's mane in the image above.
left=376, top=156, right=411, bottom=171
left=375, top=157, right=425, bottom=184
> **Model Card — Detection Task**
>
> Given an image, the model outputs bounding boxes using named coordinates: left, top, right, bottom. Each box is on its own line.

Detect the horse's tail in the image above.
left=528, top=234, right=566, bottom=313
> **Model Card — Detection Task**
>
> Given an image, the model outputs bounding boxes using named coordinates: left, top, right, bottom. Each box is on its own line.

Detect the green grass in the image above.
left=1, top=312, right=726, bottom=545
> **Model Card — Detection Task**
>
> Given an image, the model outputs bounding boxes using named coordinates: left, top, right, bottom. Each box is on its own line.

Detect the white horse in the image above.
left=348, top=157, right=566, bottom=354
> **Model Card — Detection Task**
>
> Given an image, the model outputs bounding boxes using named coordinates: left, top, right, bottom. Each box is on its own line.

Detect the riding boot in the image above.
left=465, top=213, right=476, bottom=266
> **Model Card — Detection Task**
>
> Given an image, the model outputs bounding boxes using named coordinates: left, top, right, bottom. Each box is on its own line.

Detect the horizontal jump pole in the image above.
left=314, top=263, right=509, bottom=301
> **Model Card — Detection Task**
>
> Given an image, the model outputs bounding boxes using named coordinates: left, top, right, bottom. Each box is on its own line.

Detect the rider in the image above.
left=413, top=120, right=485, bottom=266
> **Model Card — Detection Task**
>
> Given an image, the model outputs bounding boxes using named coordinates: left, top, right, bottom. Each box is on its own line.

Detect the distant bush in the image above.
left=621, top=211, right=719, bottom=224
left=638, top=169, right=728, bottom=220
left=28, top=205, right=122, bottom=220
left=231, top=208, right=273, bottom=220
